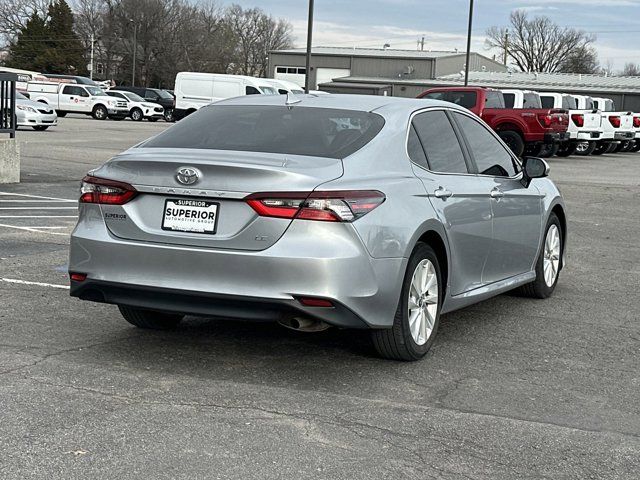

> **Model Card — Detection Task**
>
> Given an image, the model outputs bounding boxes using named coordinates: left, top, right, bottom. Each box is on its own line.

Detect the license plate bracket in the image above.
left=162, top=199, right=219, bottom=235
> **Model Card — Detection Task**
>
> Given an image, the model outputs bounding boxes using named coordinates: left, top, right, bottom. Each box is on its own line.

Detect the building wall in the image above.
left=268, top=53, right=352, bottom=88
left=434, top=53, right=507, bottom=77
left=350, top=57, right=433, bottom=79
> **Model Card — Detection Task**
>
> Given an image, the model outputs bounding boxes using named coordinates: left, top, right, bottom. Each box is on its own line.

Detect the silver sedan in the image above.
left=69, top=94, right=566, bottom=361
left=16, top=92, right=58, bottom=131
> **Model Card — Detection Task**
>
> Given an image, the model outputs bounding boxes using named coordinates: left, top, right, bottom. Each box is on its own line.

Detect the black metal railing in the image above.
left=0, top=73, right=18, bottom=139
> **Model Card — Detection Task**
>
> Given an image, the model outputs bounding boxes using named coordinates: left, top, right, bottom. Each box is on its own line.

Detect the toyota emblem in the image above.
left=175, top=167, right=200, bottom=185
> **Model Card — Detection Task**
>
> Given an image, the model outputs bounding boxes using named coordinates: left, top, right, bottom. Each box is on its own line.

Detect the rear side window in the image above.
left=246, top=86, right=261, bottom=95
left=143, top=105, right=385, bottom=159
left=523, top=93, right=542, bottom=108
left=407, top=126, right=428, bottom=169
left=503, top=93, right=515, bottom=108
left=562, top=96, right=576, bottom=109
left=422, top=92, right=446, bottom=101
left=485, top=91, right=505, bottom=108
left=453, top=112, right=517, bottom=177
left=540, top=96, right=554, bottom=109
left=411, top=111, right=468, bottom=174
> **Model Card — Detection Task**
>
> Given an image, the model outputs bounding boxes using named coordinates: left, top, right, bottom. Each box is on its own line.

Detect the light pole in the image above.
left=464, top=0, right=474, bottom=86
left=130, top=19, right=137, bottom=86
left=304, top=0, right=314, bottom=93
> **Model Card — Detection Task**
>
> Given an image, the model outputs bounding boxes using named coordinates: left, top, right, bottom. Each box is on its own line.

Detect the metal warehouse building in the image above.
left=327, top=71, right=640, bottom=111
left=267, top=47, right=507, bottom=90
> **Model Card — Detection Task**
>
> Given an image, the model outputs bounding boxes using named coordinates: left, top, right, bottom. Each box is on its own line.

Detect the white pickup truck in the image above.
left=592, top=97, right=635, bottom=154
left=539, top=92, right=603, bottom=156
left=632, top=113, right=640, bottom=152
left=26, top=82, right=129, bottom=120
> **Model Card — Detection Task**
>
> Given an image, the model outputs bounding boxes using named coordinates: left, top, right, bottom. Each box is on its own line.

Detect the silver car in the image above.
left=16, top=92, right=57, bottom=131
left=69, top=94, right=566, bottom=361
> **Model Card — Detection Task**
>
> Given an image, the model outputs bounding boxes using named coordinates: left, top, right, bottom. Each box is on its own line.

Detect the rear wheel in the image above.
left=556, top=142, right=577, bottom=157
left=575, top=141, right=596, bottom=156
left=516, top=213, right=562, bottom=299
left=631, top=140, right=640, bottom=152
left=92, top=104, right=108, bottom=120
left=607, top=142, right=620, bottom=154
left=118, top=305, right=183, bottom=330
left=372, top=243, right=442, bottom=361
left=498, top=131, right=525, bottom=157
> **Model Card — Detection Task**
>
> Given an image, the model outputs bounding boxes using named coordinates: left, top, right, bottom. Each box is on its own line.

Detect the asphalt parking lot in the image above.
left=1, top=116, right=639, bottom=479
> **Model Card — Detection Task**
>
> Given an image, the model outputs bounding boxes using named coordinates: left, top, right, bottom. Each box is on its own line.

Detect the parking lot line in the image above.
left=0, top=215, right=77, bottom=218
left=0, top=223, right=70, bottom=235
left=0, top=200, right=77, bottom=203
left=0, top=278, right=69, bottom=289
left=0, top=191, right=76, bottom=202
left=0, top=207, right=78, bottom=210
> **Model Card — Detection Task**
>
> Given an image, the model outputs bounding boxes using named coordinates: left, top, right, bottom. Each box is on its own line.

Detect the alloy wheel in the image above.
left=543, top=225, right=561, bottom=287
left=408, top=259, right=439, bottom=346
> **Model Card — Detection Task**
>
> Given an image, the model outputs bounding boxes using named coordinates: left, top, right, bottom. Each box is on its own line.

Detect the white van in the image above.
left=174, top=73, right=278, bottom=120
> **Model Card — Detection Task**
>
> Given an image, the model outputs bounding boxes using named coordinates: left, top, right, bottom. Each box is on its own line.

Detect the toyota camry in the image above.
left=69, top=94, right=566, bottom=361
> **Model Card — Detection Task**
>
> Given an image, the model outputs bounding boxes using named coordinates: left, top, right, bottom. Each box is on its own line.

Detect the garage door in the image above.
left=315, top=68, right=351, bottom=89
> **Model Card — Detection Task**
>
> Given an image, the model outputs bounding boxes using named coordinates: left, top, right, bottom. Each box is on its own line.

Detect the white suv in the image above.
left=107, top=90, right=164, bottom=122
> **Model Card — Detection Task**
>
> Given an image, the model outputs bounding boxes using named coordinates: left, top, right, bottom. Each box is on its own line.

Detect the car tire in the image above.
left=130, top=108, right=143, bottom=121
left=92, top=105, right=108, bottom=120
left=372, top=243, right=442, bottom=361
left=498, top=131, right=525, bottom=157
left=556, top=142, right=577, bottom=157
left=118, top=305, right=183, bottom=330
left=539, top=143, right=559, bottom=158
left=592, top=142, right=609, bottom=155
left=607, top=142, right=620, bottom=154
left=32, top=126, right=49, bottom=131
left=56, top=111, right=67, bottom=117
left=516, top=213, right=562, bottom=299
left=620, top=141, right=634, bottom=152
left=163, top=109, right=174, bottom=122
left=575, top=141, right=596, bottom=156
left=630, top=140, right=640, bottom=152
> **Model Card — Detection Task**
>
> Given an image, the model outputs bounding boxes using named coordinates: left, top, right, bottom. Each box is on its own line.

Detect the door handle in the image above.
left=490, top=188, right=504, bottom=199
left=434, top=187, right=453, bottom=199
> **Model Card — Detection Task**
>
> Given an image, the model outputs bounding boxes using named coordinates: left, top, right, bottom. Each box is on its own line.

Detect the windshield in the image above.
left=156, top=89, right=173, bottom=99
left=86, top=86, right=106, bottom=96
left=122, top=92, right=145, bottom=102
left=142, top=105, right=385, bottom=159
left=16, top=92, right=28, bottom=100
left=259, top=86, right=278, bottom=95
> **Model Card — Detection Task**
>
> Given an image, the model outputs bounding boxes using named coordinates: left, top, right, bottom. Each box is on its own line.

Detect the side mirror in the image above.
left=521, top=156, right=549, bottom=188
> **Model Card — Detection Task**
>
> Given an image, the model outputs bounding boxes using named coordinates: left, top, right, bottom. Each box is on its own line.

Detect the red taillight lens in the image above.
left=69, top=272, right=87, bottom=282
left=571, top=114, right=584, bottom=127
left=633, top=117, right=640, bottom=128
left=80, top=176, right=137, bottom=205
left=609, top=115, right=621, bottom=128
left=537, top=114, right=552, bottom=128
left=246, top=190, right=385, bottom=222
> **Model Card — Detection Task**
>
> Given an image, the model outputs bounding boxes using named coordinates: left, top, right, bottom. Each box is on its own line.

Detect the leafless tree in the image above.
left=486, top=10, right=597, bottom=73
left=558, top=45, right=599, bottom=74
left=620, top=62, right=640, bottom=76
left=0, top=0, right=52, bottom=48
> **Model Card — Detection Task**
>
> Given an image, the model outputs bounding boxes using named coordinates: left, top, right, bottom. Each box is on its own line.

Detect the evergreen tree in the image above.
left=40, top=0, right=87, bottom=74
left=6, top=13, right=49, bottom=71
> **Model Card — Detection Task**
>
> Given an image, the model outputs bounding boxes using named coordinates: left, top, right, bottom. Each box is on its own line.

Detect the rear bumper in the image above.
left=69, top=206, right=406, bottom=329
left=614, top=131, right=635, bottom=140
left=544, top=132, right=570, bottom=143
left=574, top=131, right=601, bottom=141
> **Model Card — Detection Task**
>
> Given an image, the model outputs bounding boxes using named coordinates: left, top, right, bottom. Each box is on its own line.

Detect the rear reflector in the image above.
left=537, top=114, right=552, bottom=128
left=634, top=117, right=640, bottom=128
left=70, top=272, right=87, bottom=282
left=297, top=297, right=334, bottom=308
left=80, top=176, right=137, bottom=205
left=609, top=116, right=621, bottom=128
left=246, top=190, right=385, bottom=222
left=571, top=114, right=584, bottom=127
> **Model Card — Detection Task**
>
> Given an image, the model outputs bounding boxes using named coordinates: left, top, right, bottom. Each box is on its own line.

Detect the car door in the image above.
left=409, top=109, right=493, bottom=295
left=452, top=111, right=544, bottom=283
left=60, top=85, right=82, bottom=111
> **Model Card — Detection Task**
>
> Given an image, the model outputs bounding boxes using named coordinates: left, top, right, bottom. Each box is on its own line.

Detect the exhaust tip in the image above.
left=278, top=316, right=330, bottom=333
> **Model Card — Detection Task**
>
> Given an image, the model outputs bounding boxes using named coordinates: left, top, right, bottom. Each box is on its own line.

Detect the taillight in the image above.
left=634, top=117, right=640, bottom=128
left=537, top=114, right=552, bottom=128
left=609, top=115, right=621, bottom=128
left=246, top=190, right=385, bottom=222
left=571, top=114, right=584, bottom=127
left=80, top=176, right=137, bottom=205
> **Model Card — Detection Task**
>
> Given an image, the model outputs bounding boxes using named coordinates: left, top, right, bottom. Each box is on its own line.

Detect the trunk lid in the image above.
left=93, top=148, right=343, bottom=251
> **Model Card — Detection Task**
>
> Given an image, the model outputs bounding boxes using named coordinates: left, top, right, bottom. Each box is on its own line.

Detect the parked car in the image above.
left=69, top=94, right=566, bottom=361
left=15, top=91, right=57, bottom=130
left=418, top=87, right=569, bottom=157
left=106, top=90, right=164, bottom=121
left=539, top=92, right=603, bottom=156
left=114, top=86, right=175, bottom=122
left=592, top=97, right=635, bottom=154
left=173, top=73, right=279, bottom=120
left=632, top=113, right=640, bottom=152
left=263, top=79, right=305, bottom=95
left=27, top=81, right=129, bottom=120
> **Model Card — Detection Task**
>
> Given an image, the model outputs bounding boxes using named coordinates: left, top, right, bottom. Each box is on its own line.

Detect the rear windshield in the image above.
left=422, top=91, right=477, bottom=109
left=142, top=105, right=385, bottom=159
left=485, top=91, right=505, bottom=108
left=523, top=93, right=541, bottom=108
left=541, top=96, right=554, bottom=108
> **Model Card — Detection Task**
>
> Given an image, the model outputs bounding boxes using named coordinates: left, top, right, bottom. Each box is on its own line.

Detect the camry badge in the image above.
left=176, top=167, right=200, bottom=186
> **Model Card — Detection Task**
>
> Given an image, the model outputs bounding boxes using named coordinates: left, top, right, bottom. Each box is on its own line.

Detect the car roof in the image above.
left=214, top=93, right=462, bottom=114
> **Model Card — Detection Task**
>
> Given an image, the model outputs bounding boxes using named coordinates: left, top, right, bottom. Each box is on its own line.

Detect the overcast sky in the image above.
left=226, top=0, right=640, bottom=70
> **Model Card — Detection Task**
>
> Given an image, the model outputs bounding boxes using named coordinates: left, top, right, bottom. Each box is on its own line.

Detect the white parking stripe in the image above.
left=0, top=215, right=77, bottom=218
left=1, top=278, right=70, bottom=289
left=0, top=191, right=76, bottom=202
left=0, top=207, right=77, bottom=210
left=0, top=223, right=70, bottom=235
left=0, top=200, right=77, bottom=203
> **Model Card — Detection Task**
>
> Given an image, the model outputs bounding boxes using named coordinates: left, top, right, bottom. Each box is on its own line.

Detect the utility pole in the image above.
left=130, top=19, right=137, bottom=86
left=464, top=0, right=474, bottom=86
left=89, top=33, right=95, bottom=80
left=304, top=0, right=314, bottom=94
left=503, top=29, right=509, bottom=65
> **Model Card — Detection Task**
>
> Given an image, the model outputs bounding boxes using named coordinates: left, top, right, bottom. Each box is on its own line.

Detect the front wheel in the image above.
left=118, top=305, right=183, bottom=330
left=163, top=109, right=174, bottom=122
left=498, top=131, right=525, bottom=157
left=516, top=213, right=562, bottom=299
left=130, top=108, right=143, bottom=121
left=92, top=105, right=108, bottom=120
left=372, top=243, right=442, bottom=361
left=32, top=125, right=49, bottom=131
